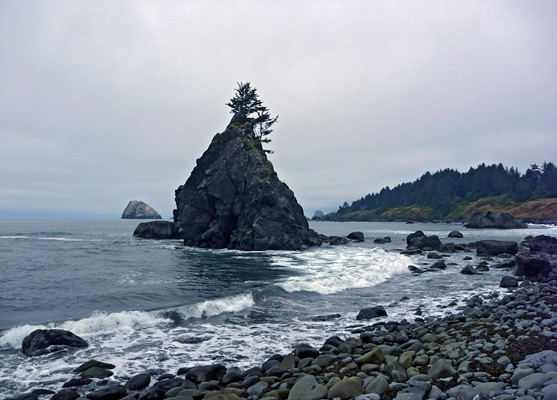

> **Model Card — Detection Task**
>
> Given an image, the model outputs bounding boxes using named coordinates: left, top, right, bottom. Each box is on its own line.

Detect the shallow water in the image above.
left=0, top=218, right=555, bottom=396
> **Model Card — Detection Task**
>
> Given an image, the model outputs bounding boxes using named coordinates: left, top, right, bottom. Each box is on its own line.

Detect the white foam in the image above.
left=175, top=293, right=255, bottom=319
left=276, top=247, right=411, bottom=294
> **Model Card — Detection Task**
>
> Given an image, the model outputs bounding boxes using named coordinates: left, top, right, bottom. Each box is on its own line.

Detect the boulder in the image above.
left=356, top=306, right=387, bottom=320
left=427, top=359, right=456, bottom=380
left=185, top=364, right=227, bottom=384
left=514, top=253, right=551, bottom=277
left=122, top=200, right=162, bottom=219
left=374, top=237, right=391, bottom=244
left=500, top=275, right=519, bottom=288
left=51, top=390, right=80, bottom=400
left=465, top=210, right=527, bottom=229
left=328, top=377, right=363, bottom=399
left=22, top=329, right=88, bottom=356
left=476, top=240, right=518, bottom=256
left=288, top=375, right=328, bottom=400
left=85, top=385, right=126, bottom=400
left=125, top=374, right=151, bottom=391
left=406, top=231, right=441, bottom=250
left=460, top=265, right=478, bottom=275
left=524, top=235, right=557, bottom=254
left=173, top=125, right=321, bottom=250
left=133, top=221, right=179, bottom=239
left=448, top=231, right=463, bottom=238
left=347, top=231, right=365, bottom=242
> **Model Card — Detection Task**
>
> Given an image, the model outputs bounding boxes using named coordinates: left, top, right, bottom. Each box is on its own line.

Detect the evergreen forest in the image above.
left=332, top=162, right=557, bottom=221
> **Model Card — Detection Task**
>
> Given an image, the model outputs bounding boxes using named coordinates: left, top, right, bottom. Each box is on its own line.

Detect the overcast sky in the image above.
left=1, top=1, right=556, bottom=218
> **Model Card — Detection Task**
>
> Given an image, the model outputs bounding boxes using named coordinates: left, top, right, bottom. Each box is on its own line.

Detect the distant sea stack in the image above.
left=312, top=210, right=324, bottom=220
left=173, top=125, right=321, bottom=250
left=122, top=201, right=162, bottom=219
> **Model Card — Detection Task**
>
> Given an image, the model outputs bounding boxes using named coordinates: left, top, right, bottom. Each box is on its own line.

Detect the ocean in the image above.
left=0, top=218, right=555, bottom=396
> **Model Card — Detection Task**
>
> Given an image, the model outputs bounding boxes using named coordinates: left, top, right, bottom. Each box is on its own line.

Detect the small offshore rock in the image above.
left=357, top=306, right=387, bottom=320
left=460, top=265, right=478, bottom=275
left=122, top=200, right=162, bottom=219
left=133, top=221, right=178, bottom=239
left=22, top=329, right=88, bottom=356
left=347, top=231, right=365, bottom=242
left=406, top=231, right=441, bottom=250
left=449, top=231, right=464, bottom=238
left=466, top=210, right=527, bottom=229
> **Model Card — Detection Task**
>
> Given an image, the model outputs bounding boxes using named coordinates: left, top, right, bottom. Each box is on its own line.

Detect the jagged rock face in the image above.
left=173, top=125, right=320, bottom=250
left=122, top=201, right=162, bottom=219
left=466, top=210, right=527, bottom=229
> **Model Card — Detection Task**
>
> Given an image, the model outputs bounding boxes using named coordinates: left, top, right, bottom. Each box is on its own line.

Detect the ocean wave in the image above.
left=0, top=293, right=255, bottom=350
left=275, top=247, right=411, bottom=294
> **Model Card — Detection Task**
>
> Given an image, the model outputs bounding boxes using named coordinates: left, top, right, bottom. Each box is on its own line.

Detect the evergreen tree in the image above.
left=226, top=82, right=278, bottom=150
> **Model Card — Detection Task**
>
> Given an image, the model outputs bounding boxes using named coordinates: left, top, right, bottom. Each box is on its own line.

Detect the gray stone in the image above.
left=85, top=385, right=126, bottom=400
left=475, top=240, right=518, bottom=256
left=312, top=354, right=336, bottom=368
left=357, top=306, right=387, bottom=320
left=288, top=375, right=328, bottom=400
left=428, top=359, right=456, bottom=380
left=449, top=231, right=464, bottom=238
left=328, top=378, right=363, bottom=399
left=474, top=382, right=504, bottom=395
left=406, top=231, right=441, bottom=250
left=357, top=348, right=384, bottom=365
left=460, top=265, right=477, bottom=275
left=364, top=376, right=390, bottom=395
left=133, top=221, right=178, bottom=239
left=280, top=354, right=295, bottom=369
left=447, top=385, right=479, bottom=400
left=125, top=373, right=151, bottom=391
left=542, top=384, right=557, bottom=400
left=247, top=381, right=269, bottom=397
left=347, top=231, right=365, bottom=242
left=518, top=372, right=550, bottom=390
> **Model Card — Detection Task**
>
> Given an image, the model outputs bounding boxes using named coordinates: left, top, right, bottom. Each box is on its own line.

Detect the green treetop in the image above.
left=226, top=82, right=278, bottom=150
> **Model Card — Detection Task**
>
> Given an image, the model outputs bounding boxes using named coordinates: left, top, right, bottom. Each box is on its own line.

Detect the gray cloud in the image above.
left=1, top=1, right=555, bottom=217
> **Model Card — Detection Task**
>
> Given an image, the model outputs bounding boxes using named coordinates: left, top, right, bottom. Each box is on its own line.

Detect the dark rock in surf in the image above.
left=356, top=306, right=387, bottom=320
left=347, top=231, right=365, bottom=242
left=500, top=276, right=519, bottom=288
left=125, top=374, right=151, bottom=391
left=515, top=253, right=551, bottom=278
left=374, top=236, right=391, bottom=244
left=62, top=378, right=93, bottom=388
left=460, top=265, right=478, bottom=275
left=133, top=221, right=178, bottom=239
left=465, top=210, right=527, bottom=229
left=74, top=360, right=116, bottom=373
left=85, top=385, right=126, bottom=400
left=22, top=329, right=88, bottom=357
left=173, top=125, right=321, bottom=250
left=448, top=231, right=464, bottom=238
left=406, top=231, right=441, bottom=250
left=122, top=200, right=162, bottom=219
left=51, top=390, right=80, bottom=400
left=476, top=240, right=518, bottom=256
left=185, top=364, right=227, bottom=384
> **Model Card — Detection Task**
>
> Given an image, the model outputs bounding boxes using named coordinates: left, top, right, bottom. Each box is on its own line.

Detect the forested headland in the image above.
left=324, top=162, right=557, bottom=222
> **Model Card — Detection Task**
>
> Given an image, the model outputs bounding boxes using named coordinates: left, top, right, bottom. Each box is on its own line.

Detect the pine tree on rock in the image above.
left=226, top=82, right=278, bottom=152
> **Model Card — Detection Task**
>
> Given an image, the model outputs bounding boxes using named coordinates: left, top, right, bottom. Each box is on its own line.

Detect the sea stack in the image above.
left=122, top=201, right=162, bottom=219
left=173, top=124, right=320, bottom=250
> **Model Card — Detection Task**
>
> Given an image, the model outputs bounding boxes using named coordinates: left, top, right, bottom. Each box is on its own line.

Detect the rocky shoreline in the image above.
left=9, top=235, right=557, bottom=400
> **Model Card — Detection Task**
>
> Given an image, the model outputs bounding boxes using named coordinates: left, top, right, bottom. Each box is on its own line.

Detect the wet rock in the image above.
left=460, top=265, right=478, bottom=275
left=85, top=385, right=126, bottom=400
left=22, top=329, right=88, bottom=357
left=515, top=253, right=551, bottom=277
left=125, top=374, right=151, bottom=391
left=431, top=260, right=447, bottom=270
left=357, top=306, right=387, bottom=320
left=294, top=344, right=320, bottom=359
left=476, top=240, right=518, bottom=256
left=62, top=378, right=93, bottom=388
left=347, top=231, right=365, bottom=242
left=80, top=367, right=114, bottom=379
left=186, top=364, right=227, bottom=384
left=133, top=221, right=178, bottom=239
left=406, top=231, right=441, bottom=250
left=51, top=390, right=80, bottom=400
left=500, top=276, right=519, bottom=288
left=449, top=231, right=464, bottom=238
left=364, top=376, right=390, bottom=395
